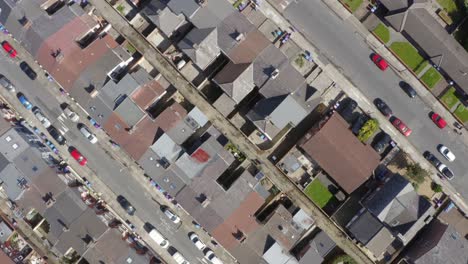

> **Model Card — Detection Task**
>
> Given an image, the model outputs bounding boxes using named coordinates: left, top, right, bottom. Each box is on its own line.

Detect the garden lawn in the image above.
left=304, top=179, right=333, bottom=208
left=414, top=60, right=429, bottom=75
left=373, top=23, right=390, bottom=44
left=454, top=104, right=468, bottom=123
left=440, top=87, right=459, bottom=110
left=341, top=0, right=363, bottom=13
left=420, top=67, right=442, bottom=89
left=390, top=42, right=425, bottom=71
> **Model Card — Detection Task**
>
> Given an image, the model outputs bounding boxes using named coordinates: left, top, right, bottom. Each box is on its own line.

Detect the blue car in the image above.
left=18, top=94, right=33, bottom=110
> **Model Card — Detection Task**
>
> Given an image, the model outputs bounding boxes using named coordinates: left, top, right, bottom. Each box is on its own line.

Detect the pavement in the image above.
left=257, top=0, right=468, bottom=214
left=0, top=34, right=228, bottom=264
left=88, top=0, right=376, bottom=263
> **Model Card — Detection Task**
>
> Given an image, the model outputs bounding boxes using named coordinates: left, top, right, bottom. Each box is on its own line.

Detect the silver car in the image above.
left=0, top=75, right=15, bottom=92
left=33, top=107, right=52, bottom=128
left=78, top=124, right=98, bottom=144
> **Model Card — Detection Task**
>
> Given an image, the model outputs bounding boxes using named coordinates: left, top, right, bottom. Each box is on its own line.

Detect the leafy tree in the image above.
left=406, top=163, right=428, bottom=184
left=358, top=119, right=379, bottom=142
left=431, top=182, right=443, bottom=193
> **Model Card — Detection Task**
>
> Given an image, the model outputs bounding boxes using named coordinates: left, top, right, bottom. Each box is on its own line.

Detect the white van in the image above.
left=149, top=229, right=170, bottom=249
left=172, top=252, right=189, bottom=264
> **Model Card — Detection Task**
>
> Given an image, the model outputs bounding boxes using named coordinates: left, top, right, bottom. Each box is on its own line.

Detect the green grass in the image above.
left=454, top=104, right=468, bottom=123
left=304, top=179, right=333, bottom=208
left=390, top=42, right=425, bottom=71
left=116, top=4, right=125, bottom=14
left=420, top=67, right=442, bottom=89
left=436, top=0, right=465, bottom=23
left=441, top=87, right=459, bottom=109
left=414, top=60, right=429, bottom=75
left=373, top=23, right=390, bottom=44
left=341, top=0, right=363, bottom=12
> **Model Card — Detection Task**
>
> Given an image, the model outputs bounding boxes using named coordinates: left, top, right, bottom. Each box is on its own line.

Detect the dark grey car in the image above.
left=0, top=75, right=15, bottom=92
left=400, top=82, right=417, bottom=98
left=117, top=195, right=136, bottom=215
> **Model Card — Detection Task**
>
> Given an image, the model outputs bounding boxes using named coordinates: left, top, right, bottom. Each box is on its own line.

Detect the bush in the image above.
left=406, top=163, right=428, bottom=184
left=432, top=182, right=443, bottom=193
left=295, top=56, right=305, bottom=68
left=357, top=118, right=379, bottom=142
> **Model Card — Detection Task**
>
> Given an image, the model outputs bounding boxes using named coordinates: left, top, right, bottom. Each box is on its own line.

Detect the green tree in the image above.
left=357, top=119, right=379, bottom=142
left=431, top=182, right=443, bottom=193
left=406, top=163, right=428, bottom=184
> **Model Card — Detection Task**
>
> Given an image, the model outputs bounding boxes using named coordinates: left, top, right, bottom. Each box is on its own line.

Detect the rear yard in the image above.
left=304, top=179, right=334, bottom=208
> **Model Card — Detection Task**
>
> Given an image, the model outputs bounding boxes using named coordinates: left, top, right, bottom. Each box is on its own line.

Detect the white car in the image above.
left=438, top=145, right=455, bottom=162
left=63, top=105, right=79, bottom=122
left=189, top=233, right=206, bottom=250
left=78, top=124, right=98, bottom=144
left=205, top=250, right=223, bottom=264
left=163, top=207, right=181, bottom=224
left=33, top=108, right=52, bottom=128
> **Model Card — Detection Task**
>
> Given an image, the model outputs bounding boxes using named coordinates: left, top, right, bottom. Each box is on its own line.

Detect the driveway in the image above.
left=283, top=0, right=468, bottom=200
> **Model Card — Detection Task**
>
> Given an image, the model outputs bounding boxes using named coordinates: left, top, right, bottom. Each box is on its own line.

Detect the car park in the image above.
left=2, top=41, right=17, bottom=58
left=392, top=117, right=412, bottom=137
left=189, top=233, right=206, bottom=250
left=149, top=229, right=169, bottom=248
left=371, top=53, right=388, bottom=71
left=437, top=163, right=454, bottom=180
left=0, top=75, right=15, bottom=92
left=438, top=145, right=455, bottom=162
left=339, top=98, right=358, bottom=122
left=117, top=195, right=136, bottom=215
left=19, top=61, right=37, bottom=80
left=351, top=114, right=368, bottom=135
left=63, top=105, right=79, bottom=122
left=70, top=148, right=87, bottom=166
left=423, top=151, right=441, bottom=168
left=431, top=113, right=447, bottom=129
left=33, top=107, right=52, bottom=128
left=162, top=207, right=181, bottom=224
left=373, top=132, right=391, bottom=153
left=205, top=250, right=223, bottom=264
left=78, top=124, right=98, bottom=144
left=374, top=98, right=392, bottom=118
left=400, top=82, right=417, bottom=98
left=47, top=126, right=66, bottom=145
left=17, top=93, right=33, bottom=110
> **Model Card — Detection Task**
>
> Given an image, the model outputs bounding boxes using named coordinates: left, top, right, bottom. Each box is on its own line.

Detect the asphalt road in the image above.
left=284, top=0, right=468, bottom=199
left=0, top=54, right=207, bottom=264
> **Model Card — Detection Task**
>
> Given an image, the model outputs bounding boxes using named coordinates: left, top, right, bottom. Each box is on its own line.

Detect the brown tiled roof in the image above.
left=0, top=250, right=14, bottom=264
left=227, top=29, right=270, bottom=64
left=300, top=113, right=380, bottom=193
left=211, top=192, right=264, bottom=250
left=131, top=79, right=167, bottom=109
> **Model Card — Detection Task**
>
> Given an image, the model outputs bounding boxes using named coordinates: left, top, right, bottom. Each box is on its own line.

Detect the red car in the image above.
left=372, top=53, right=388, bottom=71
left=431, top=112, right=447, bottom=128
left=2, top=41, right=17, bottom=58
left=392, top=117, right=412, bottom=137
left=70, top=149, right=87, bottom=166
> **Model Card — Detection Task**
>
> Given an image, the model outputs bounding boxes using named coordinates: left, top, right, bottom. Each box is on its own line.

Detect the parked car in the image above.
left=351, top=114, right=368, bottom=135
left=400, top=82, right=417, bottom=98
left=438, top=144, right=455, bottom=162
left=47, top=126, right=66, bottom=145
left=117, top=195, right=136, bottom=215
left=149, top=229, right=169, bottom=249
left=19, top=61, right=37, bottom=80
left=2, top=41, right=17, bottom=58
left=392, top=117, right=412, bottom=137
left=371, top=53, right=388, bottom=71
left=17, top=93, right=32, bottom=110
left=171, top=252, right=189, bottom=264
left=431, top=112, right=447, bottom=129
left=374, top=98, right=392, bottom=118
left=162, top=207, right=181, bottom=224
left=339, top=98, right=358, bottom=122
left=32, top=107, right=52, bottom=128
left=0, top=75, right=15, bottom=92
left=423, top=151, right=441, bottom=168
left=78, top=124, right=98, bottom=144
left=189, top=233, right=206, bottom=250
left=205, top=250, right=223, bottom=264
left=63, top=105, right=79, bottom=122
left=70, top=148, right=87, bottom=166
left=437, top=163, right=454, bottom=180
left=373, top=132, right=391, bottom=153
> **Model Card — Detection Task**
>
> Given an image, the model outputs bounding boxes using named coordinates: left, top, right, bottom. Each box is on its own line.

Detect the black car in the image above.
left=47, top=126, right=67, bottom=145
left=339, top=98, right=358, bottom=122
left=373, top=132, right=391, bottom=153
left=374, top=98, right=392, bottom=118
left=400, top=82, right=417, bottom=98
left=440, top=166, right=454, bottom=180
left=423, top=151, right=441, bottom=168
left=117, top=195, right=136, bottom=215
left=19, top=61, right=37, bottom=80
left=352, top=114, right=368, bottom=135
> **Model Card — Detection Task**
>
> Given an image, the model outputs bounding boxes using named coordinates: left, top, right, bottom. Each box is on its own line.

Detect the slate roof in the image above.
left=114, top=97, right=145, bottom=128
left=178, top=27, right=220, bottom=70
left=213, top=62, right=254, bottom=103
left=141, top=2, right=185, bottom=37
left=190, top=0, right=234, bottom=29
left=227, top=29, right=270, bottom=64
left=150, top=133, right=184, bottom=163
left=0, top=163, right=26, bottom=201
left=365, top=227, right=394, bottom=259
left=264, top=204, right=305, bottom=250
left=167, top=0, right=200, bottom=18
left=216, top=11, right=255, bottom=54
left=253, top=45, right=289, bottom=88
left=300, top=113, right=380, bottom=194
left=309, top=231, right=336, bottom=259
